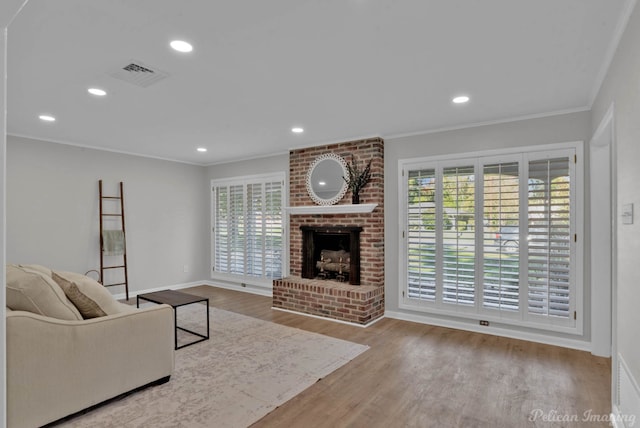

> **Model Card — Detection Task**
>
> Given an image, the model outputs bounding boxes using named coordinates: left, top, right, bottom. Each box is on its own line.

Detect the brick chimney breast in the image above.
left=273, top=138, right=385, bottom=325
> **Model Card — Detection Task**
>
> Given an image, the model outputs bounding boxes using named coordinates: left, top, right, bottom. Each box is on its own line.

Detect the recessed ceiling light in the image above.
left=197, top=147, right=207, bottom=152
left=291, top=127, right=304, bottom=133
left=452, top=95, right=470, bottom=104
left=39, top=114, right=56, bottom=122
left=170, top=40, right=193, bottom=53
left=88, top=88, right=107, bottom=96
left=318, top=181, right=326, bottom=186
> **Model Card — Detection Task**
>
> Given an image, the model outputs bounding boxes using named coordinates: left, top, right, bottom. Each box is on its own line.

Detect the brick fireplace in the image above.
left=272, top=137, right=384, bottom=325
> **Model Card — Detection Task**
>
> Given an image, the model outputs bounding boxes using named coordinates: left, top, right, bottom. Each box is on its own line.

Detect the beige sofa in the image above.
left=6, top=264, right=175, bottom=428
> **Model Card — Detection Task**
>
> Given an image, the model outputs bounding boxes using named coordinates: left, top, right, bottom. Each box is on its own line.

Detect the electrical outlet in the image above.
left=183, top=265, right=189, bottom=273
left=241, top=283, right=247, bottom=288
left=479, top=320, right=490, bottom=326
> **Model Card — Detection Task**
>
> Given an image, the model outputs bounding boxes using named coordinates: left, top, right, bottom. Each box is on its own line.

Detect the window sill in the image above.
left=398, top=300, right=581, bottom=336
left=387, top=308, right=589, bottom=351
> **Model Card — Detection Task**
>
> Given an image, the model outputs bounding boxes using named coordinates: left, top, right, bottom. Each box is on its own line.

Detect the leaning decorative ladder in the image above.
left=99, top=180, right=129, bottom=300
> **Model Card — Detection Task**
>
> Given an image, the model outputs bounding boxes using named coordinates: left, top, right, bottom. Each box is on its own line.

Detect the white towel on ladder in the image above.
left=102, top=230, right=125, bottom=256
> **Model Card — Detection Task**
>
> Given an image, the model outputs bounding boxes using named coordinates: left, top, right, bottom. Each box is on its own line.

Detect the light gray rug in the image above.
left=60, top=305, right=369, bottom=428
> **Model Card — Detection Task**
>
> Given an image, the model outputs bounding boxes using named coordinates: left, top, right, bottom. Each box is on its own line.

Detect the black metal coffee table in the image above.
left=137, top=289, right=209, bottom=350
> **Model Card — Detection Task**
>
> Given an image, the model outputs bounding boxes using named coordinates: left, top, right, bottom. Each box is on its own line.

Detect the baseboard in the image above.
left=385, top=310, right=591, bottom=352
left=613, top=354, right=640, bottom=427
left=202, top=280, right=273, bottom=297
left=112, top=281, right=204, bottom=300
left=113, top=279, right=273, bottom=301
left=272, top=306, right=384, bottom=328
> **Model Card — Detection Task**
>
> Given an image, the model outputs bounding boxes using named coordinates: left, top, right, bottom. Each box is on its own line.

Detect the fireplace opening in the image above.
left=301, top=226, right=362, bottom=285
left=316, top=234, right=350, bottom=282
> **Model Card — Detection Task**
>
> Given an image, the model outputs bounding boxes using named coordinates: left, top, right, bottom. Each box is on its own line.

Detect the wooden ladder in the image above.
left=99, top=180, right=129, bottom=300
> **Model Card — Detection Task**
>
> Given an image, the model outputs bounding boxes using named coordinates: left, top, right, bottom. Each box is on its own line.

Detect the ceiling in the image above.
left=6, top=0, right=632, bottom=165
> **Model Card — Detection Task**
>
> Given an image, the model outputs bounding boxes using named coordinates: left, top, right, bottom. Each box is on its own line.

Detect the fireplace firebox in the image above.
left=301, top=226, right=362, bottom=285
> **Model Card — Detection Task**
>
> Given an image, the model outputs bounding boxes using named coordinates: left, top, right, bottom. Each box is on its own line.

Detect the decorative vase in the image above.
left=352, top=193, right=360, bottom=204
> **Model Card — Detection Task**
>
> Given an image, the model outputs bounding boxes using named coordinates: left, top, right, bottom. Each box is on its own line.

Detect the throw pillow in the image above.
left=6, top=264, right=83, bottom=320
left=51, top=271, right=123, bottom=318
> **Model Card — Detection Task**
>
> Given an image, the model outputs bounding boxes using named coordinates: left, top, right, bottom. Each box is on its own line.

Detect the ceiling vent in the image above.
left=109, top=60, right=169, bottom=88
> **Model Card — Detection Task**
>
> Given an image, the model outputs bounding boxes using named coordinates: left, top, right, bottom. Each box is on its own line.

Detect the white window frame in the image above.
left=398, top=142, right=584, bottom=335
left=211, top=172, right=288, bottom=288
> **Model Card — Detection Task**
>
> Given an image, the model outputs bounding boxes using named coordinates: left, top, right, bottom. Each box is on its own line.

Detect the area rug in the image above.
left=59, top=305, right=369, bottom=428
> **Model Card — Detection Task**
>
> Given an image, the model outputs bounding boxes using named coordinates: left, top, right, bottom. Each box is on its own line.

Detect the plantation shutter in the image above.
left=228, top=184, right=245, bottom=275
left=246, top=183, right=263, bottom=277
left=213, top=176, right=284, bottom=281
left=527, top=157, right=571, bottom=318
left=482, top=161, right=520, bottom=312
left=264, top=181, right=283, bottom=279
left=407, top=168, right=437, bottom=301
left=214, top=186, right=229, bottom=273
left=441, top=166, right=475, bottom=306
left=401, top=145, right=579, bottom=333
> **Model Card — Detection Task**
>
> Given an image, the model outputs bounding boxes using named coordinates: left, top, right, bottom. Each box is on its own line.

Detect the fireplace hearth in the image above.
left=301, top=226, right=362, bottom=285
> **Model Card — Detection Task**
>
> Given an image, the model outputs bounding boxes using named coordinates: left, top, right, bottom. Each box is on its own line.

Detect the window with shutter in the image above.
left=212, top=174, right=285, bottom=285
left=442, top=166, right=475, bottom=306
left=407, top=168, right=437, bottom=301
left=246, top=183, right=263, bottom=277
left=400, top=143, right=581, bottom=334
left=214, top=186, right=229, bottom=273
left=482, top=161, right=520, bottom=312
left=527, top=157, right=571, bottom=319
left=264, top=181, right=283, bottom=279
left=228, top=184, right=245, bottom=275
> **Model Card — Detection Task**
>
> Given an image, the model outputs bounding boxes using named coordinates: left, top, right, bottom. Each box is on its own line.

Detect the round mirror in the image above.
left=306, top=153, right=349, bottom=205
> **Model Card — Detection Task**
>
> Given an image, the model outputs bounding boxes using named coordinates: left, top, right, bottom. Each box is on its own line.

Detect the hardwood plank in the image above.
left=131, top=285, right=611, bottom=428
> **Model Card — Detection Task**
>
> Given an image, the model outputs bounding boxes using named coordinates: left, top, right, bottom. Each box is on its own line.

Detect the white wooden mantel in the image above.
left=286, top=203, right=378, bottom=215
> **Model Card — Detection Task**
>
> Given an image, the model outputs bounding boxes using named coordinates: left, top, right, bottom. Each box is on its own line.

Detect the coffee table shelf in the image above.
left=137, top=289, right=209, bottom=350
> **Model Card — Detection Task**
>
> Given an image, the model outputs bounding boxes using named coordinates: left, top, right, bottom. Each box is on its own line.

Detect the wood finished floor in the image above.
left=142, top=286, right=612, bottom=428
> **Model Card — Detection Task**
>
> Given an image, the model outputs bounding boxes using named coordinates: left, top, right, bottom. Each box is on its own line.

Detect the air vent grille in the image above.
left=123, top=63, right=154, bottom=73
left=109, top=60, right=169, bottom=88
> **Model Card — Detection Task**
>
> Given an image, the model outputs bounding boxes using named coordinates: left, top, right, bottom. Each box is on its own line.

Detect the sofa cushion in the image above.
left=6, top=265, right=83, bottom=320
left=17, top=264, right=52, bottom=277
left=52, top=271, right=123, bottom=318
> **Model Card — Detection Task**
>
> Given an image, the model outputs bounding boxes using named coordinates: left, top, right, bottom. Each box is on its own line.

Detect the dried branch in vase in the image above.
left=342, top=155, right=372, bottom=204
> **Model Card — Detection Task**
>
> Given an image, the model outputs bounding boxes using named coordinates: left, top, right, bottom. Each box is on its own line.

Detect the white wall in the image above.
left=591, top=1, right=640, bottom=421
left=384, top=111, right=595, bottom=348
left=206, top=153, right=288, bottom=181
left=6, top=136, right=209, bottom=295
